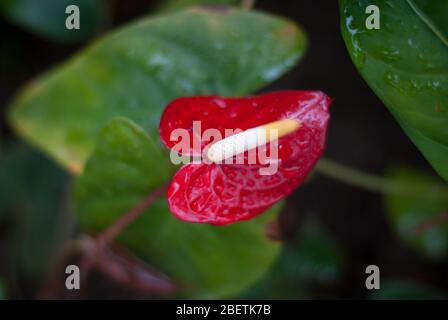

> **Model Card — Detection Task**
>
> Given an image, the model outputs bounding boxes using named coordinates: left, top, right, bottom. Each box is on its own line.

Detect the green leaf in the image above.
left=0, top=0, right=108, bottom=43
left=290, top=219, right=345, bottom=285
left=0, top=141, right=69, bottom=282
left=384, top=166, right=448, bottom=260
left=8, top=8, right=306, bottom=174
left=74, top=117, right=282, bottom=298
left=157, top=0, right=240, bottom=14
left=369, top=279, right=447, bottom=300
left=0, top=280, right=5, bottom=300
left=340, top=0, right=448, bottom=182
left=242, top=219, right=344, bottom=299
left=407, top=0, right=448, bottom=47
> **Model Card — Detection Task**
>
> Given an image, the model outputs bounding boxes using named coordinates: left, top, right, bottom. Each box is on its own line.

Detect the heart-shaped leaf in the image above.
left=74, top=117, right=282, bottom=298
left=8, top=8, right=306, bottom=174
left=384, top=166, right=448, bottom=260
left=340, top=0, right=448, bottom=182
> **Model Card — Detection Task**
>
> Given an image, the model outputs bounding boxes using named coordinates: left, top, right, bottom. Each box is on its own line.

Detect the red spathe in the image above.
left=159, top=91, right=332, bottom=225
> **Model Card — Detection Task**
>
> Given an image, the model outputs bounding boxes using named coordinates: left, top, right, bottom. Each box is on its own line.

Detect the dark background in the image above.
left=1, top=0, right=446, bottom=299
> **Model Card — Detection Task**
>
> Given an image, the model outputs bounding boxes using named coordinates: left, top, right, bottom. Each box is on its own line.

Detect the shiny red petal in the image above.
left=160, top=91, right=331, bottom=225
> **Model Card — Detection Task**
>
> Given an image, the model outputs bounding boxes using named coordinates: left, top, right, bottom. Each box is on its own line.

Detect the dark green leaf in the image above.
left=369, top=279, right=447, bottom=299
left=242, top=219, right=344, bottom=299
left=340, top=0, right=448, bottom=182
left=384, top=166, right=448, bottom=260
left=407, top=0, right=448, bottom=47
left=0, top=0, right=108, bottom=43
left=0, top=280, right=5, bottom=300
left=0, top=141, right=69, bottom=281
left=8, top=8, right=306, bottom=174
left=290, top=219, right=345, bottom=285
left=74, top=118, right=283, bottom=298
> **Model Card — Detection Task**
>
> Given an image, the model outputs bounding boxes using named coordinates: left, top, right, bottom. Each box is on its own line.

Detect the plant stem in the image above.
left=315, top=158, right=396, bottom=194
left=77, top=183, right=169, bottom=289
left=315, top=157, right=448, bottom=197
left=413, top=211, right=448, bottom=236
left=96, top=183, right=169, bottom=248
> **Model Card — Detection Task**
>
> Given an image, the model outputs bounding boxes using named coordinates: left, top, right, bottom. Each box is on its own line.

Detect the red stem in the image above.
left=39, top=184, right=169, bottom=298
left=80, top=184, right=169, bottom=290
left=414, top=211, right=448, bottom=236
left=96, top=183, right=169, bottom=248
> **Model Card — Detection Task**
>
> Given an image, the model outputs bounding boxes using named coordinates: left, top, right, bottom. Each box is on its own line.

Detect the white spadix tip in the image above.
left=206, top=119, right=300, bottom=163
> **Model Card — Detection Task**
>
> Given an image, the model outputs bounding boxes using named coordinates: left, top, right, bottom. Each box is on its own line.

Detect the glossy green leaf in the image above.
left=8, top=8, right=306, bottom=174
left=407, top=0, right=448, bottom=47
left=340, top=0, right=448, bottom=182
left=384, top=166, right=448, bottom=260
left=369, top=279, right=447, bottom=300
left=74, top=117, right=282, bottom=298
left=0, top=0, right=107, bottom=43
left=0, top=141, right=69, bottom=282
left=157, top=0, right=240, bottom=14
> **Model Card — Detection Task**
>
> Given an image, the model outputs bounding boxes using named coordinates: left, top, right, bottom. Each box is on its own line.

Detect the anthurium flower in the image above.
left=159, top=91, right=331, bottom=225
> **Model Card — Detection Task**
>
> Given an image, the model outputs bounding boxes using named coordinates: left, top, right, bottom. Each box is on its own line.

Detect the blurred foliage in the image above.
left=157, top=0, right=240, bottom=13
left=340, top=0, right=448, bottom=182
left=0, top=0, right=108, bottom=43
left=242, top=218, right=344, bottom=299
left=289, top=219, right=345, bottom=285
left=0, top=279, right=5, bottom=300
left=2, top=0, right=446, bottom=300
left=74, top=117, right=283, bottom=298
left=369, top=279, right=447, bottom=299
left=4, top=3, right=307, bottom=299
left=0, top=141, right=69, bottom=287
left=8, top=8, right=306, bottom=174
left=384, top=166, right=448, bottom=260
